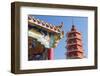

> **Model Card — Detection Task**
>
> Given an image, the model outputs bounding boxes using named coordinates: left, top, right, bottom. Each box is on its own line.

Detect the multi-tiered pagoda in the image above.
left=66, top=25, right=84, bottom=59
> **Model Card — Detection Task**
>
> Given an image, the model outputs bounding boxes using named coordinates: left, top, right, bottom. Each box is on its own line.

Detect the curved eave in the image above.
left=28, top=21, right=61, bottom=34
left=65, top=44, right=82, bottom=49
left=66, top=37, right=82, bottom=42
left=67, top=50, right=84, bottom=53
left=67, top=31, right=81, bottom=35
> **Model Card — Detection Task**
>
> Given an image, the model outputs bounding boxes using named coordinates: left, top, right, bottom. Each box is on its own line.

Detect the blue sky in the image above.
left=31, top=15, right=88, bottom=59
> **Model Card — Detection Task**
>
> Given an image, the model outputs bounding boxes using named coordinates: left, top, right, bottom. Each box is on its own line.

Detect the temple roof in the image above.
left=28, top=16, right=63, bottom=34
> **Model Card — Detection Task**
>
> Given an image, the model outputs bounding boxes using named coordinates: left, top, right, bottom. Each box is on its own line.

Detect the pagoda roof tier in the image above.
left=28, top=16, right=63, bottom=34
left=66, top=45, right=83, bottom=50
left=67, top=42, right=82, bottom=46
left=66, top=50, right=83, bottom=53
left=67, top=25, right=81, bottom=35
left=67, top=31, right=81, bottom=35
left=66, top=37, right=82, bottom=42
left=67, top=55, right=84, bottom=59
left=65, top=44, right=82, bottom=48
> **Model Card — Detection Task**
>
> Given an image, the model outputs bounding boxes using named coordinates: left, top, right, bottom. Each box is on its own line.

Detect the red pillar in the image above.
left=48, top=48, right=54, bottom=60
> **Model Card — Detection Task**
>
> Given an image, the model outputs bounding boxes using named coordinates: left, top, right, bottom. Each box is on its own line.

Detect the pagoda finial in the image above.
left=71, top=25, right=76, bottom=31
left=72, top=25, right=75, bottom=28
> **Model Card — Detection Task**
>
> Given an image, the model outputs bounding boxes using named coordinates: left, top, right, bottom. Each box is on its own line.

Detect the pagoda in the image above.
left=66, top=25, right=84, bottom=59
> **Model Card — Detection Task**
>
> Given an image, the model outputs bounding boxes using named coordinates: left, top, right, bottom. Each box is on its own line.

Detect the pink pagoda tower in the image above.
left=66, top=25, right=84, bottom=59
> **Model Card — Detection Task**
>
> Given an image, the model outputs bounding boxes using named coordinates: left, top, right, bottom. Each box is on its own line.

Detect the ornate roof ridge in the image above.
left=28, top=16, right=63, bottom=33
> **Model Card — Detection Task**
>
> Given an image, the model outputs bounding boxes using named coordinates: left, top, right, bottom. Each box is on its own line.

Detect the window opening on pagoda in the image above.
left=72, top=45, right=77, bottom=49
left=71, top=47, right=75, bottom=50
left=70, top=52, right=73, bottom=56
left=71, top=34, right=74, bottom=37
left=74, top=39, right=77, bottom=43
left=68, top=33, right=76, bottom=38
left=68, top=40, right=71, bottom=44
left=74, top=52, right=78, bottom=56
left=68, top=39, right=76, bottom=44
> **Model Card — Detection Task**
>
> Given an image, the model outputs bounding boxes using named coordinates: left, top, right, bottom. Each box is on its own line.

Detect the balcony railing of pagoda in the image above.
left=67, top=48, right=84, bottom=53
left=67, top=35, right=82, bottom=40
left=67, top=55, right=84, bottom=59
left=67, top=42, right=82, bottom=46
left=67, top=31, right=81, bottom=35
